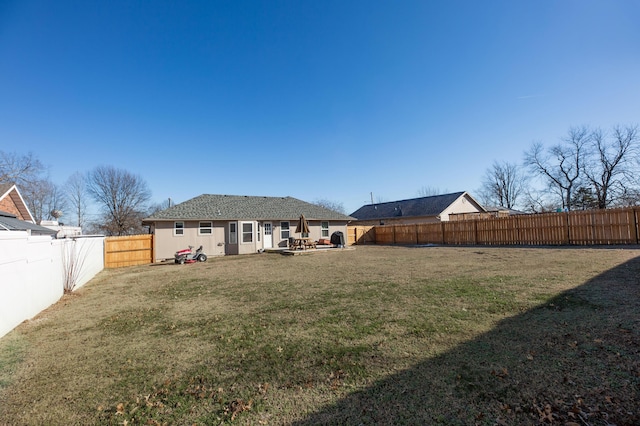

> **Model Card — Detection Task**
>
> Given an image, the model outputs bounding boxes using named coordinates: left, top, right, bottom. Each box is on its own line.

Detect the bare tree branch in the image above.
left=480, top=161, right=527, bottom=209
left=524, top=126, right=589, bottom=210
left=86, top=166, right=151, bottom=236
left=0, top=151, right=45, bottom=186
left=65, top=172, right=89, bottom=228
left=583, top=125, right=638, bottom=208
left=21, top=179, right=68, bottom=224
left=312, top=198, right=346, bottom=214
left=417, top=186, right=448, bottom=197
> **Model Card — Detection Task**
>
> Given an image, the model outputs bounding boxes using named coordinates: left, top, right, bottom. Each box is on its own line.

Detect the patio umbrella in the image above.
left=295, top=214, right=310, bottom=235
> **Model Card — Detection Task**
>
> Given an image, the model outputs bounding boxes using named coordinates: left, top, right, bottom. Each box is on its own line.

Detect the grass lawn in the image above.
left=0, top=245, right=639, bottom=425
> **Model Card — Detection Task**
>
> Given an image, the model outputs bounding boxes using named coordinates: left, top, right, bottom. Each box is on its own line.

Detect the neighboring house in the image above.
left=0, top=183, right=82, bottom=237
left=350, top=191, right=486, bottom=225
left=143, top=194, right=355, bottom=261
left=449, top=206, right=525, bottom=221
left=0, top=211, right=58, bottom=236
left=0, top=183, right=34, bottom=222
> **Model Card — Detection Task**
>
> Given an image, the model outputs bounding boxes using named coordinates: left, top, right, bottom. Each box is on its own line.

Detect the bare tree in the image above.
left=0, top=151, right=45, bottom=187
left=617, top=186, right=640, bottom=206
left=583, top=125, right=638, bottom=209
left=312, top=198, right=346, bottom=214
left=417, top=186, right=448, bottom=197
left=521, top=187, right=558, bottom=213
left=147, top=198, right=173, bottom=216
left=524, top=126, right=589, bottom=211
left=86, top=166, right=151, bottom=236
left=21, top=179, right=50, bottom=223
left=65, top=172, right=89, bottom=228
left=479, top=161, right=527, bottom=209
left=21, top=179, right=68, bottom=224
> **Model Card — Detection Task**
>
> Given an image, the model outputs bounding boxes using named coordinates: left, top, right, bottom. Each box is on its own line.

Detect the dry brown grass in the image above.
left=0, top=245, right=638, bottom=425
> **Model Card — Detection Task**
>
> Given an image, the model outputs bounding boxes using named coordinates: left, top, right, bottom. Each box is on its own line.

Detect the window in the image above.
left=257, top=223, right=261, bottom=242
left=280, top=221, right=290, bottom=240
left=199, top=221, right=212, bottom=235
left=229, top=222, right=237, bottom=244
left=321, top=221, right=329, bottom=238
left=242, top=222, right=253, bottom=243
left=174, top=221, right=184, bottom=236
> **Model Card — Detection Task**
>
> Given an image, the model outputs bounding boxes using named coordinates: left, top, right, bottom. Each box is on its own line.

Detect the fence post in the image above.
left=474, top=220, right=478, bottom=245
left=633, top=208, right=640, bottom=244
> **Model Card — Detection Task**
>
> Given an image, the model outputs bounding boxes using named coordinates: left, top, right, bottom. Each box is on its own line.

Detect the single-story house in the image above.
left=143, top=194, right=355, bottom=261
left=0, top=210, right=58, bottom=236
left=0, top=183, right=34, bottom=222
left=350, top=191, right=486, bottom=226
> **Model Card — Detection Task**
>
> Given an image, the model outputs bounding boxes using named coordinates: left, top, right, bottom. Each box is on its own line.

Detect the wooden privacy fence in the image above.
left=348, top=208, right=640, bottom=247
left=348, top=225, right=376, bottom=245
left=104, top=234, right=153, bottom=268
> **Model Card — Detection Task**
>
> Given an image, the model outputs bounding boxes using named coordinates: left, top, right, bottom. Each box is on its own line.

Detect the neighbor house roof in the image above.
left=0, top=183, right=34, bottom=222
left=144, top=194, right=355, bottom=222
left=0, top=210, right=57, bottom=236
left=351, top=191, right=484, bottom=220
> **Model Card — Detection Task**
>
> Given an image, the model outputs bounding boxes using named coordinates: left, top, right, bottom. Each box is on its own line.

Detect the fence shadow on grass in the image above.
left=293, top=257, right=640, bottom=425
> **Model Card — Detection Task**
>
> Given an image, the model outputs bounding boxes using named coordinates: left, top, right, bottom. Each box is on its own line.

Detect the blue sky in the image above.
left=1, top=1, right=639, bottom=215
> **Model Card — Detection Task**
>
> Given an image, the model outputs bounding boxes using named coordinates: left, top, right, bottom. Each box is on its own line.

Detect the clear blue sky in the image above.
left=1, top=1, right=638, bottom=215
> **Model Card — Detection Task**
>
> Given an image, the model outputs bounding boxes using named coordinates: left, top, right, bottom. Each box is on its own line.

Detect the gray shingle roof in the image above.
left=0, top=211, right=57, bottom=236
left=144, top=194, right=355, bottom=221
left=350, top=192, right=468, bottom=220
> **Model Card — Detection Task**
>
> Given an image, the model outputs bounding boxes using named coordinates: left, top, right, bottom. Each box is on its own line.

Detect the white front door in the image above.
left=263, top=222, right=272, bottom=248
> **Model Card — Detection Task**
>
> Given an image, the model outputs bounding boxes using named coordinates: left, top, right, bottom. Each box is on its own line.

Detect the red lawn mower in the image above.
left=174, top=245, right=207, bottom=264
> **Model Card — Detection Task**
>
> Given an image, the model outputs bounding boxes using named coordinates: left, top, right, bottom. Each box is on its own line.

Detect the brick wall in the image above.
left=0, top=194, right=22, bottom=218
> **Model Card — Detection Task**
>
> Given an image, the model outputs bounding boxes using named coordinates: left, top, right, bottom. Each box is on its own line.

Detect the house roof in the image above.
left=350, top=191, right=484, bottom=220
left=144, top=194, right=355, bottom=222
left=0, top=210, right=57, bottom=236
left=0, top=183, right=35, bottom=222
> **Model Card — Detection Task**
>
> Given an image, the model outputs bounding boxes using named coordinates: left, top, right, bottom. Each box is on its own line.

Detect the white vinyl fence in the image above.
left=0, top=232, right=104, bottom=339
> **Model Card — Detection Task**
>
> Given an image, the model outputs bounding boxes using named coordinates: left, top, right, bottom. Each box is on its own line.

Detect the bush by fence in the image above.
left=349, top=207, right=640, bottom=246
left=0, top=232, right=104, bottom=339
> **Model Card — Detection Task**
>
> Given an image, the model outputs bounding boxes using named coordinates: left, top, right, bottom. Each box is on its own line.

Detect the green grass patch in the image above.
left=0, top=332, right=27, bottom=389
